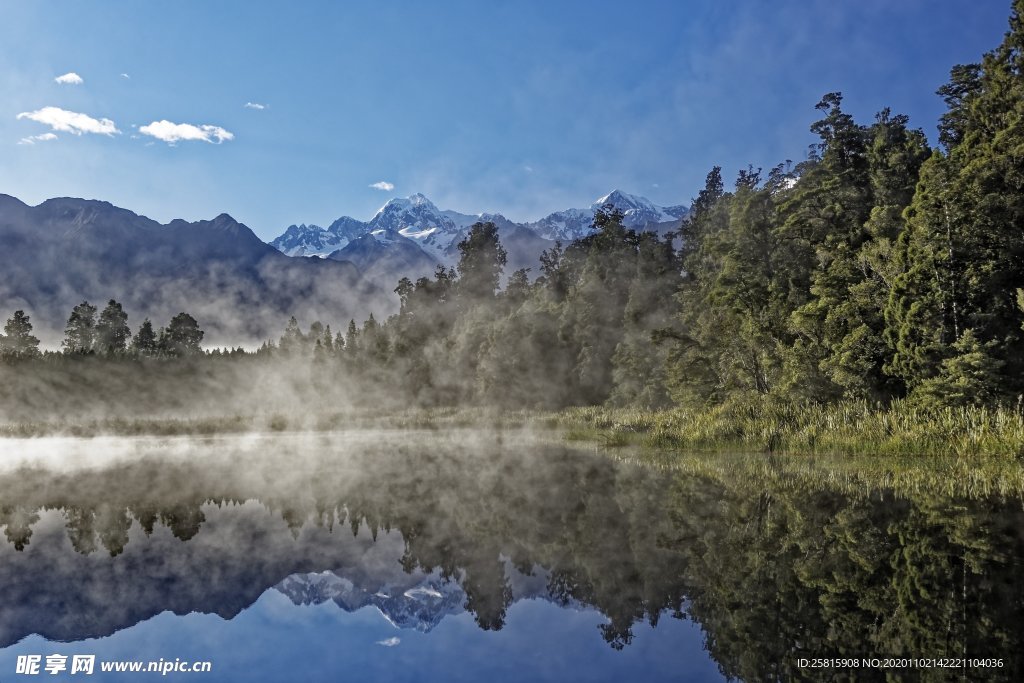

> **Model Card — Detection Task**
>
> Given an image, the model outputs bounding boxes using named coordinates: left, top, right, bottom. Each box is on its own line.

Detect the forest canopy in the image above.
left=3, top=1, right=1024, bottom=416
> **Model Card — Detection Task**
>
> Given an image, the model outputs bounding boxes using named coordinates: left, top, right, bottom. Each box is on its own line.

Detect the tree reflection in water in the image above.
left=0, top=431, right=1020, bottom=681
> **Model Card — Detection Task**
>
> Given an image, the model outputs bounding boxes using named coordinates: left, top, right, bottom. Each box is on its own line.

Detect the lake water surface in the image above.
left=0, top=430, right=1020, bottom=681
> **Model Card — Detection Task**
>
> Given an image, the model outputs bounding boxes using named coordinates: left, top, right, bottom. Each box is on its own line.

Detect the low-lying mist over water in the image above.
left=4, top=2, right=1024, bottom=680
left=0, top=430, right=1021, bottom=680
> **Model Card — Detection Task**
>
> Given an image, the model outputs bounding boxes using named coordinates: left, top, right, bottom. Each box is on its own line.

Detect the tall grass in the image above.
left=5, top=397, right=1024, bottom=467
left=556, top=397, right=1024, bottom=460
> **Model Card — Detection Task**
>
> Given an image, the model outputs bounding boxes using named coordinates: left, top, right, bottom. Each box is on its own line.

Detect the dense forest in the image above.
left=2, top=1, right=1024, bottom=417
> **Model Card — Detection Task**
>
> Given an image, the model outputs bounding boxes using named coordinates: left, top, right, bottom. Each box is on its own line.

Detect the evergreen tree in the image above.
left=456, top=221, right=507, bottom=303
left=132, top=319, right=158, bottom=356
left=344, top=319, right=359, bottom=359
left=322, top=325, right=334, bottom=354
left=279, top=316, right=304, bottom=356
left=610, top=232, right=681, bottom=407
left=63, top=301, right=98, bottom=354
left=668, top=167, right=731, bottom=405
left=95, top=299, right=131, bottom=354
left=561, top=207, right=638, bottom=404
left=822, top=110, right=930, bottom=400
left=2, top=310, right=40, bottom=358
left=780, top=93, right=872, bottom=400
left=912, top=330, right=1005, bottom=407
left=885, top=3, right=1024, bottom=399
left=308, top=321, right=324, bottom=347
left=163, top=313, right=204, bottom=356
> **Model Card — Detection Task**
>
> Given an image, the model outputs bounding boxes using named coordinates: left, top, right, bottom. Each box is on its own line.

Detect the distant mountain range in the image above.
left=271, top=191, right=688, bottom=285
left=275, top=562, right=564, bottom=633
left=0, top=190, right=687, bottom=345
left=0, top=194, right=388, bottom=346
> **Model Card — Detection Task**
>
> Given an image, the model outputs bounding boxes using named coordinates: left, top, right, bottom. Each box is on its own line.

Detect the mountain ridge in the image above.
left=0, top=194, right=389, bottom=345
left=271, top=190, right=689, bottom=260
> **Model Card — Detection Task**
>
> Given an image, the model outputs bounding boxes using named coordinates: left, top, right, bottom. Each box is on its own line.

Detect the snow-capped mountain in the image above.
left=596, top=189, right=688, bottom=226
left=368, top=193, right=465, bottom=262
left=276, top=569, right=465, bottom=632
left=270, top=215, right=369, bottom=257
left=527, top=190, right=688, bottom=242
left=271, top=190, right=688, bottom=261
left=274, top=561, right=570, bottom=633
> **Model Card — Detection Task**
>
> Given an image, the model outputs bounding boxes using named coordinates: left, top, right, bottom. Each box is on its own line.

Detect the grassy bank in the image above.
left=556, top=398, right=1024, bottom=459
left=4, top=398, right=1024, bottom=462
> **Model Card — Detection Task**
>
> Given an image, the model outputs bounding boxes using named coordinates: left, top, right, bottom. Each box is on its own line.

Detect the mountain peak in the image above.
left=271, top=190, right=689, bottom=260
left=374, top=193, right=438, bottom=218
left=593, top=189, right=652, bottom=210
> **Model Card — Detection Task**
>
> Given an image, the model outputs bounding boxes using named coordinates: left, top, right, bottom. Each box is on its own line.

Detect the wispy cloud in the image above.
left=17, top=107, right=119, bottom=136
left=54, top=72, right=83, bottom=85
left=17, top=133, right=58, bottom=145
left=120, top=73, right=131, bottom=79
left=375, top=637, right=400, bottom=647
left=244, top=102, right=266, bottom=110
left=139, top=120, right=234, bottom=145
left=369, top=181, right=395, bottom=191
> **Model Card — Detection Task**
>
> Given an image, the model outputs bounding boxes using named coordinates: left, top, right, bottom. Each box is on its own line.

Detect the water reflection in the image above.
left=0, top=430, right=1021, bottom=681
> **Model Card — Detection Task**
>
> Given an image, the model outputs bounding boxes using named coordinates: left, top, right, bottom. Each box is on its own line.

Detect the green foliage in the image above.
left=911, top=330, right=1006, bottom=407
left=555, top=398, right=1024, bottom=462
left=132, top=319, right=158, bottom=356
left=279, top=316, right=304, bottom=356
left=885, top=4, right=1024, bottom=397
left=95, top=299, right=131, bottom=354
left=5, top=2, right=1024, bottom=419
left=63, top=301, right=97, bottom=353
left=456, top=221, right=507, bottom=303
left=2, top=310, right=40, bottom=359
left=163, top=312, right=204, bottom=356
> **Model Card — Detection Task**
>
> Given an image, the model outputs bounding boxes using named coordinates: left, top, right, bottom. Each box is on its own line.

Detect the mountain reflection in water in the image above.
left=0, top=430, right=1021, bottom=681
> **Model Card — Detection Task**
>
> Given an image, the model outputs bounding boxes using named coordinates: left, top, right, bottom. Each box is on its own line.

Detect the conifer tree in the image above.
left=95, top=299, right=131, bottom=354
left=163, top=313, right=204, bottom=356
left=133, top=319, right=158, bottom=356
left=2, top=310, right=40, bottom=358
left=63, top=301, right=98, bottom=354
left=885, top=1, right=1024, bottom=399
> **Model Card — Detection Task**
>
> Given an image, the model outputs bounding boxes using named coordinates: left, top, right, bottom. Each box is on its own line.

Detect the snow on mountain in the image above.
left=269, top=191, right=689, bottom=264
left=593, top=189, right=687, bottom=224
left=368, top=193, right=464, bottom=261
left=270, top=215, right=370, bottom=257
left=268, top=224, right=328, bottom=257
left=274, top=560, right=574, bottom=633
left=528, top=189, right=689, bottom=242
left=275, top=569, right=464, bottom=633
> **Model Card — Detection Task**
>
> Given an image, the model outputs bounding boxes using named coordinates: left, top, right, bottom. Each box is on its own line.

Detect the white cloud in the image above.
left=139, top=120, right=234, bottom=145
left=17, top=133, right=58, bottom=145
left=120, top=73, right=131, bottom=79
left=369, top=181, right=395, bottom=191
left=375, top=638, right=400, bottom=647
left=244, top=102, right=266, bottom=110
left=54, top=72, right=83, bottom=85
left=17, top=107, right=119, bottom=136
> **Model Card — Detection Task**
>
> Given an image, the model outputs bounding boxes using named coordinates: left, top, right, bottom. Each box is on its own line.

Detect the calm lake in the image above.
left=0, top=430, right=1020, bottom=681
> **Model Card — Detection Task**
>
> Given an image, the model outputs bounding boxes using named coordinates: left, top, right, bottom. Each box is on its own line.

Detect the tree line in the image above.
left=0, top=302, right=205, bottom=359
left=2, top=1, right=1023, bottom=411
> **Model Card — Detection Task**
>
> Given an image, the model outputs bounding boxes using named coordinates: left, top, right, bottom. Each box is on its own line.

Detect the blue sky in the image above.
left=0, top=0, right=1012, bottom=240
